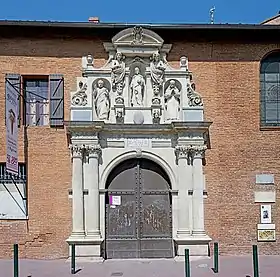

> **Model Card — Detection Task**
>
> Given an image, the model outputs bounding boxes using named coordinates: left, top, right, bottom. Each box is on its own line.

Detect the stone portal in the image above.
left=66, top=26, right=212, bottom=259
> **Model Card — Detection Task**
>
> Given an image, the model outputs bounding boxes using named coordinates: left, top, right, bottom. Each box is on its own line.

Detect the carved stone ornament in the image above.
left=187, top=83, right=203, bottom=107
left=115, top=96, right=124, bottom=105
left=188, top=145, right=207, bottom=157
left=85, top=144, right=102, bottom=158
left=86, top=54, right=94, bottom=66
left=71, top=81, right=88, bottom=106
left=69, top=144, right=84, bottom=158
left=175, top=145, right=207, bottom=163
left=132, top=26, right=143, bottom=44
left=180, top=56, right=188, bottom=69
left=151, top=97, right=162, bottom=124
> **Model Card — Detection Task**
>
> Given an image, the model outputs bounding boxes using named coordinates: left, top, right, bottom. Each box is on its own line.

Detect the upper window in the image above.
left=260, top=52, right=280, bottom=126
left=24, top=78, right=49, bottom=126
left=5, top=74, right=64, bottom=127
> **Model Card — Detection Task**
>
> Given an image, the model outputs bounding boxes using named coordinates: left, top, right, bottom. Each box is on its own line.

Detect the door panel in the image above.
left=105, top=159, right=173, bottom=259
left=141, top=194, right=171, bottom=237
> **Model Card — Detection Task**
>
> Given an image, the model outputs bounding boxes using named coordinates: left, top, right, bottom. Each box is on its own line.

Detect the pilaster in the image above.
left=68, top=144, right=85, bottom=239
left=175, top=146, right=192, bottom=238
left=84, top=144, right=102, bottom=240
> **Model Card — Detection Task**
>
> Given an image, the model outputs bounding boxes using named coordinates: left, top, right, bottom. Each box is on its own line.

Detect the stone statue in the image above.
left=130, top=67, right=145, bottom=107
left=93, top=79, right=110, bottom=120
left=71, top=81, right=88, bottom=106
left=187, top=82, right=203, bottom=107
left=164, top=80, right=180, bottom=120
left=111, top=52, right=125, bottom=94
left=150, top=51, right=165, bottom=95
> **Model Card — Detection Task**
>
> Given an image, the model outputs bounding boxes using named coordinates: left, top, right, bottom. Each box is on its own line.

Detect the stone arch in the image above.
left=100, top=150, right=176, bottom=190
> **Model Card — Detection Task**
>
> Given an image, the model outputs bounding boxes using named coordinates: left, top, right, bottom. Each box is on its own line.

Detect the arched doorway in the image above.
left=105, top=158, right=173, bottom=259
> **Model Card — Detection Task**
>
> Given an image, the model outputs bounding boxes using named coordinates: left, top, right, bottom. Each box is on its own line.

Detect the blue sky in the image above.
left=0, top=0, right=278, bottom=24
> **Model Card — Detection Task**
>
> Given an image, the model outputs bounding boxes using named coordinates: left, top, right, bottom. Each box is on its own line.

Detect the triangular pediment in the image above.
left=112, top=26, right=164, bottom=47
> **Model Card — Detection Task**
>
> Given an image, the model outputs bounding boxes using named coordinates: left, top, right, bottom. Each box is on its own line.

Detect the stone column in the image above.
left=84, top=144, right=102, bottom=238
left=175, top=146, right=192, bottom=237
left=70, top=144, right=85, bottom=237
left=191, top=145, right=207, bottom=236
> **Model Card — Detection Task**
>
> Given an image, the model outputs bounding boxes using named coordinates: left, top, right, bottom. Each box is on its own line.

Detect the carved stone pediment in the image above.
left=112, top=26, right=164, bottom=48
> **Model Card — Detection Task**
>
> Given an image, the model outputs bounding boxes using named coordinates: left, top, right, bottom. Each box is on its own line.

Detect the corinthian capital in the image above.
left=175, top=145, right=189, bottom=159
left=69, top=144, right=84, bottom=158
left=188, top=145, right=207, bottom=158
left=85, top=144, right=102, bottom=158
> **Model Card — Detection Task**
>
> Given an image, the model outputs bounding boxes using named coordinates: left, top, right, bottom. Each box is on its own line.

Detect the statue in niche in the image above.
left=164, top=80, right=181, bottom=120
left=150, top=51, right=165, bottom=95
left=130, top=67, right=145, bottom=107
left=93, top=79, right=110, bottom=120
left=111, top=51, right=126, bottom=95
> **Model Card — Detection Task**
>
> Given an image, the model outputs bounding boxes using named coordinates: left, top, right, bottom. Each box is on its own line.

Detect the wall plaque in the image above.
left=257, top=229, right=276, bottom=241
left=127, top=138, right=150, bottom=148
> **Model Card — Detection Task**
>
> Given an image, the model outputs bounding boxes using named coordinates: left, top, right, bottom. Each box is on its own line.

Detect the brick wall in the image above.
left=0, top=34, right=280, bottom=258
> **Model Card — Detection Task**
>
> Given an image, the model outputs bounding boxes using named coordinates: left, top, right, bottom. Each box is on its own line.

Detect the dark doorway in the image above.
left=105, top=158, right=173, bottom=259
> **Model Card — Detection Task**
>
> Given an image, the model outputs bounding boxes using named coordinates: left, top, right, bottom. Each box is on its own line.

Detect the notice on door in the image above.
left=110, top=195, right=121, bottom=206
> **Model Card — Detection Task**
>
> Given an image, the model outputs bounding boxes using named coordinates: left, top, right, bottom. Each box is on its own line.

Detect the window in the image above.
left=0, top=163, right=27, bottom=219
left=260, top=52, right=280, bottom=126
left=5, top=74, right=65, bottom=127
left=24, top=78, right=49, bottom=126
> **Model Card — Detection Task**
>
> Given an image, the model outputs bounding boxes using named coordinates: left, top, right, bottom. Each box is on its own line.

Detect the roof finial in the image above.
left=210, top=6, right=215, bottom=24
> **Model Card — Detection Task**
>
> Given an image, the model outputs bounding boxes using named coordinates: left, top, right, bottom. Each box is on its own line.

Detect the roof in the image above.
left=0, top=20, right=280, bottom=42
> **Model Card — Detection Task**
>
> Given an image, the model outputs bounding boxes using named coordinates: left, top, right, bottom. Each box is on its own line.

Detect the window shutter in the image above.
left=49, top=74, right=64, bottom=127
left=5, top=74, right=21, bottom=127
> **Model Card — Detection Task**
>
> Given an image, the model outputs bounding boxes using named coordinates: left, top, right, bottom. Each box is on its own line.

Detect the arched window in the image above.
left=260, top=52, right=280, bottom=126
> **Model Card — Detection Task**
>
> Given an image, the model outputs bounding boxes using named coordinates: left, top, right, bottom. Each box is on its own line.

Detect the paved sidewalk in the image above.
left=0, top=255, right=279, bottom=277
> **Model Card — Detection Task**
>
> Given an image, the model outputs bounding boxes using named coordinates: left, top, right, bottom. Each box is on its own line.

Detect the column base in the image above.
left=67, top=231, right=85, bottom=241
left=174, top=234, right=211, bottom=256
left=66, top=235, right=103, bottom=258
left=176, top=229, right=191, bottom=238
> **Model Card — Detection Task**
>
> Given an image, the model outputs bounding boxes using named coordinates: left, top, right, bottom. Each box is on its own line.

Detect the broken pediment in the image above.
left=112, top=26, right=164, bottom=47
left=104, top=26, right=171, bottom=58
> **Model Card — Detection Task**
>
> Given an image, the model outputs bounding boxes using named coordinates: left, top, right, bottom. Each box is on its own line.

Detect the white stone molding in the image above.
left=99, top=150, right=176, bottom=191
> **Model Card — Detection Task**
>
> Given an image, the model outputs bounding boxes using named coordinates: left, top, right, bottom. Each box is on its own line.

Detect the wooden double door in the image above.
left=105, top=158, right=173, bottom=259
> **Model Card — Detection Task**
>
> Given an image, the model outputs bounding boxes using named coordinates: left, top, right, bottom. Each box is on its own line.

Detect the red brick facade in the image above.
left=0, top=22, right=280, bottom=258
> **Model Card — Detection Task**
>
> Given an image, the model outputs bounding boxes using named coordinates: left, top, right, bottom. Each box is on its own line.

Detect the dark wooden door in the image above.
left=105, top=159, right=173, bottom=259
